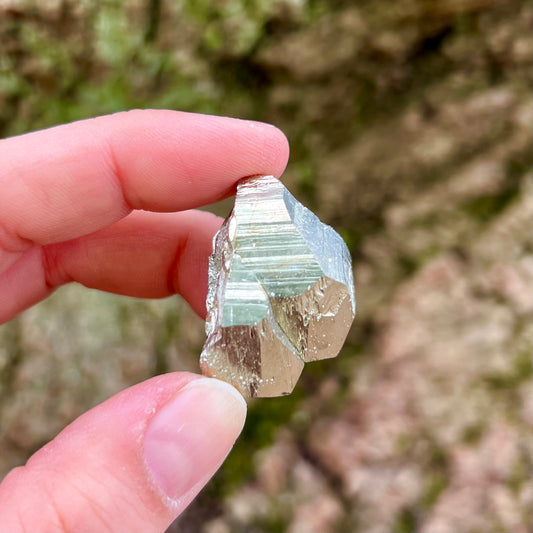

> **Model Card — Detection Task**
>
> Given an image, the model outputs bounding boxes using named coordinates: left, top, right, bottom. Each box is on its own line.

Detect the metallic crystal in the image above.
left=200, top=175, right=355, bottom=398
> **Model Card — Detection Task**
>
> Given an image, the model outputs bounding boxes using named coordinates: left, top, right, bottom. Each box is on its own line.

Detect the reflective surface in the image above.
left=200, top=175, right=355, bottom=397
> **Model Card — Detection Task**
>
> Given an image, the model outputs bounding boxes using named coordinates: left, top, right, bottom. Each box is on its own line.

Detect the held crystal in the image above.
left=200, top=175, right=355, bottom=398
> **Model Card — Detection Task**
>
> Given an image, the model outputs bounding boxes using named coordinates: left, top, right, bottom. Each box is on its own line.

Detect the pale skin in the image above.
left=0, top=110, right=290, bottom=532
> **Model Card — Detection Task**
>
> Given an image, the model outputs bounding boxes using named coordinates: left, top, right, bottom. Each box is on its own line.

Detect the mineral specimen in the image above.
left=200, top=175, right=355, bottom=398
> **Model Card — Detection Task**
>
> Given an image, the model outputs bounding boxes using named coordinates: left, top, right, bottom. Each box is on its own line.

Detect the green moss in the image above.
left=507, top=454, right=532, bottom=495
left=253, top=506, right=289, bottom=533
left=461, top=144, right=530, bottom=223
left=152, top=307, right=182, bottom=376
left=407, top=212, right=440, bottom=229
left=484, top=348, right=532, bottom=391
left=0, top=1, right=227, bottom=136
left=513, top=347, right=533, bottom=381
left=294, top=161, right=319, bottom=208
left=0, top=318, right=24, bottom=397
left=506, top=148, right=533, bottom=180
left=422, top=474, right=447, bottom=508
left=94, top=2, right=141, bottom=66
left=398, top=244, right=441, bottom=276
left=462, top=187, right=520, bottom=222
left=339, top=227, right=364, bottom=257
left=214, top=388, right=305, bottom=493
left=428, top=441, right=449, bottom=471
left=395, top=433, right=414, bottom=455
left=184, top=0, right=283, bottom=57
left=393, top=507, right=417, bottom=533
left=461, top=422, right=486, bottom=445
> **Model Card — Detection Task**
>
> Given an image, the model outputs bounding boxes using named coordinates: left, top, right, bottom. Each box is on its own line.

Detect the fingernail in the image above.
left=143, top=377, right=246, bottom=501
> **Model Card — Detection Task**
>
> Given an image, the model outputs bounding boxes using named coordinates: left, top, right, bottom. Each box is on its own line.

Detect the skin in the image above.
left=0, top=109, right=290, bottom=532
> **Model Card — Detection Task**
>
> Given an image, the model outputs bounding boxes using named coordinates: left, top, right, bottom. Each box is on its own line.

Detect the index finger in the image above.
left=0, top=110, right=289, bottom=252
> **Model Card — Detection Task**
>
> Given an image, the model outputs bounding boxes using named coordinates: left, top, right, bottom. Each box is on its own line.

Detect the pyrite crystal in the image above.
left=200, top=175, right=355, bottom=398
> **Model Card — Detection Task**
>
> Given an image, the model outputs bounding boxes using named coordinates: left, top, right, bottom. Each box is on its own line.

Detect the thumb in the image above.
left=0, top=373, right=246, bottom=533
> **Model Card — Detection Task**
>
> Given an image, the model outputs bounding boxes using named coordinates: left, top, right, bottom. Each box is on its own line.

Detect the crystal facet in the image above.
left=200, top=175, right=355, bottom=398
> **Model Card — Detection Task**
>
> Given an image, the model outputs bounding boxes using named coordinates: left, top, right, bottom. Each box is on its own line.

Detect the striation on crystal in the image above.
left=200, top=175, right=355, bottom=398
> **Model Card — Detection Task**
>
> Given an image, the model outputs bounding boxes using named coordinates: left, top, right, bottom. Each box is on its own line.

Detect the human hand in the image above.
left=0, top=110, right=289, bottom=532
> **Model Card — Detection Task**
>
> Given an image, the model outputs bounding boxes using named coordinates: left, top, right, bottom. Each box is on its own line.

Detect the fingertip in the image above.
left=267, top=124, right=291, bottom=178
left=198, top=377, right=248, bottom=429
left=0, top=372, right=246, bottom=532
left=107, top=110, right=291, bottom=213
left=143, top=377, right=246, bottom=503
left=176, top=376, right=247, bottom=436
left=241, top=119, right=290, bottom=178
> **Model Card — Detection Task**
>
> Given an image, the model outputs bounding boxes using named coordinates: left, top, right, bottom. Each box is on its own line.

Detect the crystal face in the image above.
left=200, top=175, right=355, bottom=398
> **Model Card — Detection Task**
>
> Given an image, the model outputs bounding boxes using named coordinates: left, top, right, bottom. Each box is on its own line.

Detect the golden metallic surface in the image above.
left=200, top=317, right=304, bottom=398
left=200, top=175, right=355, bottom=398
left=271, top=277, right=354, bottom=363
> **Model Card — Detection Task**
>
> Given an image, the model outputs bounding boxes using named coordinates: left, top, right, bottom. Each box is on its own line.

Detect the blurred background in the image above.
left=0, top=0, right=531, bottom=531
